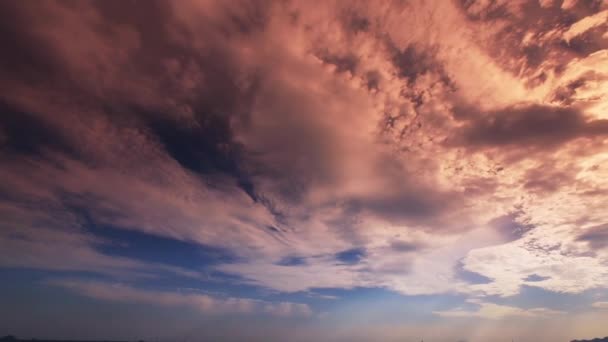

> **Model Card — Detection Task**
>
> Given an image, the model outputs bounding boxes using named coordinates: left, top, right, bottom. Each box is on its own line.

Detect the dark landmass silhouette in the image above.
left=4, top=335, right=608, bottom=342
left=0, top=337, right=139, bottom=342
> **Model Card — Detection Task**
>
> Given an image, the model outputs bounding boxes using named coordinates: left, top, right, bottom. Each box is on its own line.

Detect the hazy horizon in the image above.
left=1, top=0, right=608, bottom=341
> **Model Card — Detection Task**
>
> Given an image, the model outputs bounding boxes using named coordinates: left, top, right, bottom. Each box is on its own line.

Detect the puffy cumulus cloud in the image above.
left=461, top=221, right=608, bottom=297
left=0, top=0, right=608, bottom=309
left=49, top=279, right=312, bottom=317
left=456, top=143, right=608, bottom=297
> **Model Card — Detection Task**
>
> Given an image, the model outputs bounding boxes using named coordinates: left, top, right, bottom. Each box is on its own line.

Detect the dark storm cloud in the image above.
left=451, top=104, right=608, bottom=149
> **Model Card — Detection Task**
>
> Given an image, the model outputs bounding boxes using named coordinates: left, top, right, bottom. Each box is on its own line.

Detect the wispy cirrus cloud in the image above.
left=49, top=279, right=312, bottom=317
left=435, top=300, right=565, bottom=320
left=591, top=301, right=608, bottom=309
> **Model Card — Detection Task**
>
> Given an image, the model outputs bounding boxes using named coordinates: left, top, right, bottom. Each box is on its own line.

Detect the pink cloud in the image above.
left=49, top=279, right=312, bottom=317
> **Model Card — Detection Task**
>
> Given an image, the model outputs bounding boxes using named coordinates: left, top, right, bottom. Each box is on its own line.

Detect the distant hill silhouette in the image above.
left=1, top=337, right=137, bottom=342
left=3, top=335, right=607, bottom=342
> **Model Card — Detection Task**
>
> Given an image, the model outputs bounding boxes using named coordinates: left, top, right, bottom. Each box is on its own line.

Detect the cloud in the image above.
left=487, top=212, right=535, bottom=242
left=454, top=0, right=607, bottom=85
left=563, top=10, right=608, bottom=43
left=524, top=274, right=552, bottom=282
left=389, top=240, right=425, bottom=253
left=450, top=104, right=608, bottom=150
left=0, top=0, right=608, bottom=312
left=435, top=301, right=565, bottom=320
left=334, top=248, right=367, bottom=265
left=461, top=224, right=608, bottom=297
left=49, top=279, right=312, bottom=317
left=591, top=301, right=608, bottom=309
left=577, top=223, right=608, bottom=250
left=0, top=199, right=200, bottom=279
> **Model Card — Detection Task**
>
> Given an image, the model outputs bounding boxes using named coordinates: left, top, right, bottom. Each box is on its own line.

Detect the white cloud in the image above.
left=462, top=225, right=608, bottom=297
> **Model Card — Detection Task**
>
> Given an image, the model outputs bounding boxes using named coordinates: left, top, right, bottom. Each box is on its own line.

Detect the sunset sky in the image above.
left=1, top=1, right=608, bottom=341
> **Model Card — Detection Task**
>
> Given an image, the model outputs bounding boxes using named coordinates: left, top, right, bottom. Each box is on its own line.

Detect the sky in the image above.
left=1, top=0, right=608, bottom=341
